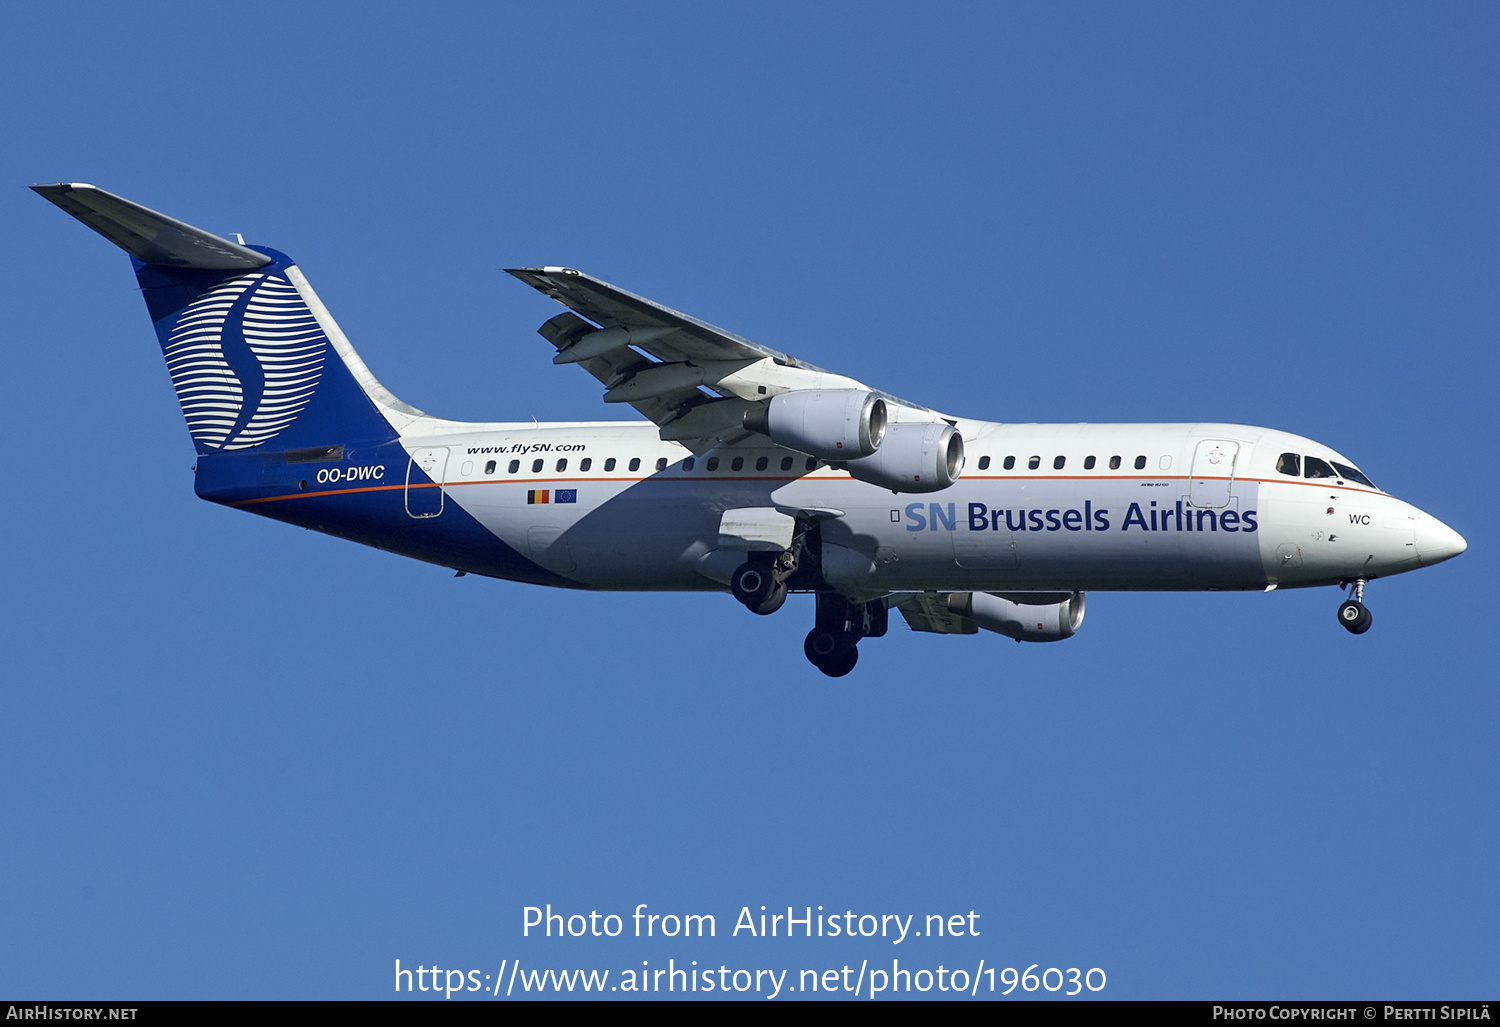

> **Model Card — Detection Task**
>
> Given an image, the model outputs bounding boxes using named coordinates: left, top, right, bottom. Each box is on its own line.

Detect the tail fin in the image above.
left=32, top=183, right=419, bottom=454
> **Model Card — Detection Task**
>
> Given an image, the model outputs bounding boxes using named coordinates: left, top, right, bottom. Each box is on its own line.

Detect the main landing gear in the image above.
left=804, top=593, right=887, bottom=678
left=729, top=558, right=789, bottom=615
left=728, top=559, right=886, bottom=676
left=727, top=521, right=885, bottom=677
left=1337, top=578, right=1373, bottom=635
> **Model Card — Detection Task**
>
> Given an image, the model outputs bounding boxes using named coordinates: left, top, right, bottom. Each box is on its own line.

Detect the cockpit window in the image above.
left=1303, top=456, right=1337, bottom=479
left=1332, top=461, right=1377, bottom=489
left=1276, top=453, right=1301, bottom=476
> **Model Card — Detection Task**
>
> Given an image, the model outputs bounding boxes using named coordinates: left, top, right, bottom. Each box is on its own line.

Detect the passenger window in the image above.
left=1028, top=456, right=1041, bottom=470
left=604, top=458, right=616, bottom=472
left=1332, top=461, right=1377, bottom=489
left=485, top=460, right=496, bottom=475
left=580, top=457, right=592, bottom=472
left=1109, top=456, right=1121, bottom=470
left=683, top=457, right=695, bottom=472
left=978, top=456, right=991, bottom=470
left=1084, top=455, right=1096, bottom=470
left=731, top=457, right=744, bottom=471
left=706, top=457, right=720, bottom=471
left=1003, top=456, right=1015, bottom=470
left=805, top=457, right=818, bottom=470
left=656, top=457, right=668, bottom=471
left=780, top=456, right=793, bottom=471
left=1304, top=456, right=1337, bottom=479
left=756, top=456, right=768, bottom=471
left=1276, top=453, right=1301, bottom=477
left=628, top=457, right=641, bottom=472
left=1134, top=456, right=1147, bottom=470
left=1053, top=456, right=1065, bottom=470
left=531, top=458, right=544, bottom=473
left=556, top=458, right=567, bottom=472
left=508, top=460, right=520, bottom=474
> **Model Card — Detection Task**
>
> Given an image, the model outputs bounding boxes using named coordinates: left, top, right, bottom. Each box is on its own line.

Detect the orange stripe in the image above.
left=234, top=470, right=1381, bottom=508
left=233, top=482, right=408, bottom=506
left=954, top=473, right=1379, bottom=495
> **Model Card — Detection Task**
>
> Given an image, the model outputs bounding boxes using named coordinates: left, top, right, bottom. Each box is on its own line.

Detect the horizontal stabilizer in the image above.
left=30, top=183, right=271, bottom=270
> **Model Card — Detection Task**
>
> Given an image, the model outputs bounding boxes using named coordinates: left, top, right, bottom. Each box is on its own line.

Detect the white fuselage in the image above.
left=385, top=417, right=1462, bottom=595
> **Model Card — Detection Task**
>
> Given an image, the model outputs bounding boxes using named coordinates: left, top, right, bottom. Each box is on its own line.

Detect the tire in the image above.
left=748, top=581, right=787, bottom=616
left=804, top=627, right=858, bottom=676
left=820, top=642, right=859, bottom=677
left=804, top=626, right=842, bottom=663
left=731, top=562, right=774, bottom=608
left=1337, top=600, right=1373, bottom=635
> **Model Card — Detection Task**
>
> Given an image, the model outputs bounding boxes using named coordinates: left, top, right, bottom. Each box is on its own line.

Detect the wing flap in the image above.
left=893, top=593, right=978, bottom=635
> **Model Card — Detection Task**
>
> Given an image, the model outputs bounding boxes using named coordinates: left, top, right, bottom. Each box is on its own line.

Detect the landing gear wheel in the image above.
left=822, top=641, right=859, bottom=677
left=804, top=627, right=858, bottom=677
left=731, top=562, right=775, bottom=609
left=748, top=581, right=787, bottom=616
left=1337, top=599, right=1373, bottom=634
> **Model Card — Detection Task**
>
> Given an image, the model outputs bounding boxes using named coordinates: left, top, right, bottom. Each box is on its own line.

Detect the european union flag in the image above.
left=555, top=489, right=577, bottom=504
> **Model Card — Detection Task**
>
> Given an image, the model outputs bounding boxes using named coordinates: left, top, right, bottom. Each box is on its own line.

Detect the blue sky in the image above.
left=2, top=1, right=1495, bottom=1000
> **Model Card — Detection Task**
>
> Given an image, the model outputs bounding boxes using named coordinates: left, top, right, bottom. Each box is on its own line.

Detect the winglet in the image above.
left=31, top=183, right=271, bottom=270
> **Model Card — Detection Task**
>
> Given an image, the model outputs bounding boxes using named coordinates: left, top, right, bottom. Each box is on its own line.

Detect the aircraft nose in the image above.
left=1415, top=513, right=1467, bottom=567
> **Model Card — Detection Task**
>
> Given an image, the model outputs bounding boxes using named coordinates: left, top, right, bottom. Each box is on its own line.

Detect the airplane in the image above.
left=33, top=183, right=1468, bottom=677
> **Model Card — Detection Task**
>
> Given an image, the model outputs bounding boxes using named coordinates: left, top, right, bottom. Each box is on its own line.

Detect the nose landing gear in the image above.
left=1337, top=578, right=1373, bottom=635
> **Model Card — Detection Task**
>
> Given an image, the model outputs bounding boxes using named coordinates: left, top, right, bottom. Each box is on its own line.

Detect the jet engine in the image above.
left=841, top=421, right=964, bottom=493
left=743, top=389, right=886, bottom=461
left=947, top=591, right=1085, bottom=642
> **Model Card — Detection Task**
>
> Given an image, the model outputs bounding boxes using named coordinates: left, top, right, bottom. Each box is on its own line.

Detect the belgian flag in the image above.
left=527, top=490, right=549, bottom=504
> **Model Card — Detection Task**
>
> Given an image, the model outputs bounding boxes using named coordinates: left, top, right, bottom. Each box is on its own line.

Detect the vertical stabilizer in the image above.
left=33, top=183, right=421, bottom=454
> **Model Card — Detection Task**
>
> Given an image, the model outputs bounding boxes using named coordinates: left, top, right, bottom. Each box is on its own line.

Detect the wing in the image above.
left=506, top=267, right=932, bottom=454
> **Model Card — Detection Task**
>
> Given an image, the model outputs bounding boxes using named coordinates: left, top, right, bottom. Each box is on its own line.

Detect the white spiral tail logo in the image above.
left=163, top=271, right=326, bottom=451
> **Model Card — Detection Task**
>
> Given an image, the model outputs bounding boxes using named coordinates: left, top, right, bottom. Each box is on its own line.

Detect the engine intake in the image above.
left=842, top=421, right=963, bottom=493
left=948, top=591, right=1085, bottom=642
left=743, top=390, right=886, bottom=461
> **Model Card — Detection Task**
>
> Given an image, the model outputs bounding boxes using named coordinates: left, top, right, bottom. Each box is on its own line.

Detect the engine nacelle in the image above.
left=841, top=421, right=964, bottom=493
left=948, top=591, right=1085, bottom=642
left=743, top=389, right=885, bottom=461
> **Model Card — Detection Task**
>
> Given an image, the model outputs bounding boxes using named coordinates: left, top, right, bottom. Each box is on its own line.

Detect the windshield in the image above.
left=1276, top=450, right=1379, bottom=490
left=1331, top=461, right=1378, bottom=489
left=1304, top=456, right=1338, bottom=479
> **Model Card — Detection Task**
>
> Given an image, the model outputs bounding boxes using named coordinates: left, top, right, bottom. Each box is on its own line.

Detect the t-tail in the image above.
left=34, top=184, right=572, bottom=586
left=31, top=183, right=431, bottom=504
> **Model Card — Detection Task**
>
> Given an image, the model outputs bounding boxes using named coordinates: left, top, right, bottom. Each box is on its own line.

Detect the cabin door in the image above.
left=405, top=447, right=449, bottom=518
left=1188, top=440, right=1239, bottom=509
